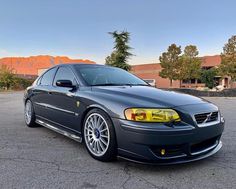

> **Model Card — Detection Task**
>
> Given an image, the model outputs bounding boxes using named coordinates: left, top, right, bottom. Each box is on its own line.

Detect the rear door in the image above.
left=32, top=67, right=58, bottom=121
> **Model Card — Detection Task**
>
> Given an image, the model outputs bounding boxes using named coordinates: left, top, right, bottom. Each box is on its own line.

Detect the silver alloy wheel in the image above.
left=84, top=113, right=110, bottom=157
left=25, top=101, right=32, bottom=125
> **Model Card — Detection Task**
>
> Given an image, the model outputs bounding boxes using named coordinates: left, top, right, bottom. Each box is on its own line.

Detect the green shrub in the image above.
left=200, top=68, right=217, bottom=89
left=13, top=77, right=34, bottom=90
left=0, top=65, right=16, bottom=90
left=0, top=64, right=34, bottom=90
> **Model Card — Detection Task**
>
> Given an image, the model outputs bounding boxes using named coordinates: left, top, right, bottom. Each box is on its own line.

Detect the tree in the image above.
left=0, top=64, right=16, bottom=90
left=219, top=35, right=236, bottom=87
left=105, top=52, right=117, bottom=67
left=105, top=31, right=133, bottom=71
left=179, top=45, right=201, bottom=86
left=200, top=68, right=217, bottom=89
left=159, top=44, right=182, bottom=87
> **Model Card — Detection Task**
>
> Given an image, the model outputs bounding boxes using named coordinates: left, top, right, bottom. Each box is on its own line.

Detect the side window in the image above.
left=53, top=67, right=77, bottom=86
left=40, top=68, right=57, bottom=86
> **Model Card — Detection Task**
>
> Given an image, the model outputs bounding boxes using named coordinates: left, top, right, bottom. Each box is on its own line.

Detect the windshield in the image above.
left=75, top=66, right=148, bottom=86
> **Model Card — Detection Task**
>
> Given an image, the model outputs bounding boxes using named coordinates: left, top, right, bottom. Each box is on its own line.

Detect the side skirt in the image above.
left=35, top=118, right=82, bottom=143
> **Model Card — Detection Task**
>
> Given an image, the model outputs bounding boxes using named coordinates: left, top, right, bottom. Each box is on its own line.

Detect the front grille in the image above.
left=194, top=111, right=219, bottom=125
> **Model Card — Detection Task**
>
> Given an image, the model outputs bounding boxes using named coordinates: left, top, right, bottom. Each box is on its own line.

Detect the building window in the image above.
left=197, top=79, right=202, bottom=84
left=182, top=79, right=190, bottom=84
left=182, top=79, right=198, bottom=84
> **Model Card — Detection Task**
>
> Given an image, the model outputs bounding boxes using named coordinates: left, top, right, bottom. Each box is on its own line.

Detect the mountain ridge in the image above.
left=0, top=55, right=95, bottom=75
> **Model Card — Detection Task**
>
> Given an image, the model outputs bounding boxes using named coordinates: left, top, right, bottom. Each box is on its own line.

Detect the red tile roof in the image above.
left=131, top=55, right=222, bottom=70
left=200, top=55, right=221, bottom=67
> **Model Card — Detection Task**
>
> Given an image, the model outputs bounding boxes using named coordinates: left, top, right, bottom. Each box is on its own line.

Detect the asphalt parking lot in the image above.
left=0, top=92, right=235, bottom=189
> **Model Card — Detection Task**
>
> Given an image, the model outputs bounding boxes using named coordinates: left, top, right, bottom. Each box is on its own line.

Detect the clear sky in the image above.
left=0, top=0, right=235, bottom=65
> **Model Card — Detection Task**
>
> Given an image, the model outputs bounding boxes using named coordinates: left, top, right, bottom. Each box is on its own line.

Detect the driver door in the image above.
left=49, top=66, right=79, bottom=131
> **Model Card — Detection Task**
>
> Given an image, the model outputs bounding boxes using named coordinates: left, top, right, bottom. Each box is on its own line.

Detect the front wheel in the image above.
left=83, top=109, right=117, bottom=162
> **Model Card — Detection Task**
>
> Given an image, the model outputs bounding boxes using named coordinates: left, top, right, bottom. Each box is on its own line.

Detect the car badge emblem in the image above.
left=204, top=112, right=212, bottom=123
left=76, top=101, right=80, bottom=107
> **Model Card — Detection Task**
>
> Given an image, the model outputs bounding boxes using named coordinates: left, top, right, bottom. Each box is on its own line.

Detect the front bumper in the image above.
left=112, top=118, right=224, bottom=164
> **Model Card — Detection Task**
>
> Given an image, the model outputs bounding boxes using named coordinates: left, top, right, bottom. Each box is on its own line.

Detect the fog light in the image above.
left=160, top=149, right=166, bottom=155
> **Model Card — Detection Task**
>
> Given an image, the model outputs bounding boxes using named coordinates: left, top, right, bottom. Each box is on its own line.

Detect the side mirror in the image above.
left=56, top=80, right=75, bottom=88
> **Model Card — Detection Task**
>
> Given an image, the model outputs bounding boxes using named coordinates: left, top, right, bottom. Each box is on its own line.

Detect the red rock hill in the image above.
left=0, top=55, right=95, bottom=76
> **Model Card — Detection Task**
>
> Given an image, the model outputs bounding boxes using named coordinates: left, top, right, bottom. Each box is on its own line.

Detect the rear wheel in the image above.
left=83, top=109, right=117, bottom=161
left=24, top=100, right=37, bottom=127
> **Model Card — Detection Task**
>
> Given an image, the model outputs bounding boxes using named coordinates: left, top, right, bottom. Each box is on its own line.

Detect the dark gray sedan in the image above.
left=24, top=64, right=224, bottom=164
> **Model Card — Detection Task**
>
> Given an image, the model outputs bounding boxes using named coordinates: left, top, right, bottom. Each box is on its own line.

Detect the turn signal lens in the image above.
left=124, top=108, right=181, bottom=122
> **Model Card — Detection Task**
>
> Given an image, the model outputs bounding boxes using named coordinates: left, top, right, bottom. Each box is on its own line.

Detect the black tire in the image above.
left=24, top=100, right=38, bottom=128
left=83, top=108, right=117, bottom=162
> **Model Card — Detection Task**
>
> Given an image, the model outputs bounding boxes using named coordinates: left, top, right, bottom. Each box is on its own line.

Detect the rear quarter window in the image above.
left=39, top=67, right=57, bottom=86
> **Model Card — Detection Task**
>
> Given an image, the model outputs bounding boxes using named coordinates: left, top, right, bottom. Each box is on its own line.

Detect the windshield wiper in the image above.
left=91, top=83, right=149, bottom=87
left=91, top=83, right=127, bottom=86
left=130, top=84, right=149, bottom=86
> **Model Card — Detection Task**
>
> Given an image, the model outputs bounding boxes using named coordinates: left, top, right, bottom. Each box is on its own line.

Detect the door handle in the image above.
left=66, top=92, right=75, bottom=97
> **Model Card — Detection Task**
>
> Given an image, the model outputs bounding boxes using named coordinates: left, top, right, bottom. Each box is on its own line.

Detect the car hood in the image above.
left=91, top=86, right=208, bottom=108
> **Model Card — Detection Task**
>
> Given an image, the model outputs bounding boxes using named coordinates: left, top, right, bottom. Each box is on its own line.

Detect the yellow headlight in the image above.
left=124, top=108, right=181, bottom=122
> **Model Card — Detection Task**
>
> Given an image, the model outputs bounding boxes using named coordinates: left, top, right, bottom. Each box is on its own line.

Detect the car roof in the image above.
left=53, top=63, right=106, bottom=69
